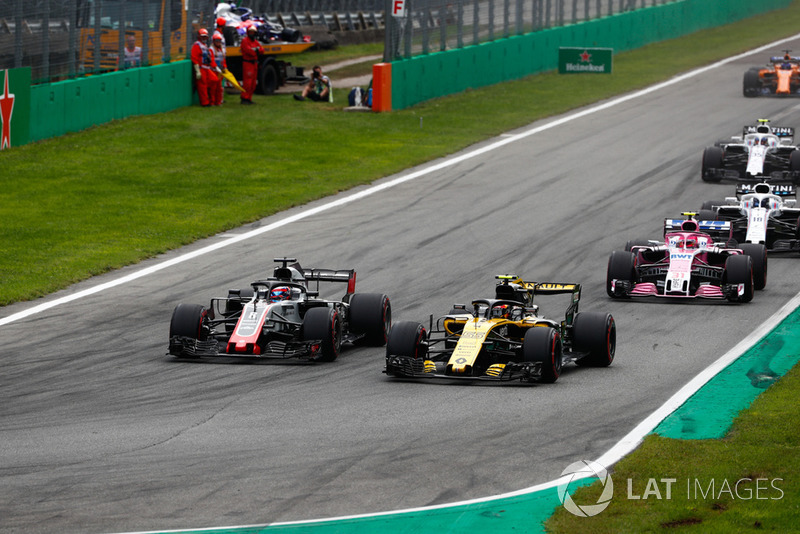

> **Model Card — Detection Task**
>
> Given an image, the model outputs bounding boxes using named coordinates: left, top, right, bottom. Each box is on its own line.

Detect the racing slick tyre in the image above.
left=571, top=312, right=616, bottom=367
left=523, top=327, right=562, bottom=384
left=349, top=293, right=391, bottom=346
left=257, top=61, right=278, bottom=94
left=280, top=28, right=302, bottom=42
left=696, top=209, right=718, bottom=222
left=624, top=239, right=650, bottom=252
left=168, top=303, right=209, bottom=357
left=606, top=250, right=636, bottom=298
left=303, top=307, right=342, bottom=362
left=743, top=68, right=761, bottom=97
left=790, top=151, right=800, bottom=184
left=723, top=254, right=754, bottom=303
left=701, top=146, right=724, bottom=183
left=385, top=321, right=428, bottom=360
left=738, top=243, right=768, bottom=291
left=222, top=26, right=240, bottom=46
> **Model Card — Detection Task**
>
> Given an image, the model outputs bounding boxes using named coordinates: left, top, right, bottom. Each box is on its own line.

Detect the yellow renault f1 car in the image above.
left=384, top=276, right=616, bottom=384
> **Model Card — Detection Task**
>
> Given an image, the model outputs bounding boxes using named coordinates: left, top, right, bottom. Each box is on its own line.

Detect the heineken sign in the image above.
left=558, top=47, right=613, bottom=74
left=0, top=67, right=30, bottom=150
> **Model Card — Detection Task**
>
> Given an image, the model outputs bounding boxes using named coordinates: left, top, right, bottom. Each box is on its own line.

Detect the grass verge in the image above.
left=3, top=3, right=800, bottom=306
left=545, top=364, right=800, bottom=533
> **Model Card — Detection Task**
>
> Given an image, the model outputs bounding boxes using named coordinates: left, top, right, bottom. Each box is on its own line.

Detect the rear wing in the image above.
left=301, top=268, right=357, bottom=296
left=664, top=218, right=732, bottom=239
left=495, top=275, right=581, bottom=319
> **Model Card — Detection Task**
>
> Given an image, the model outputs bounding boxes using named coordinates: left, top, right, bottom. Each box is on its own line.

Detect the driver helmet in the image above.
left=269, top=286, right=291, bottom=302
left=761, top=136, right=770, bottom=145
left=685, top=238, right=698, bottom=249
left=492, top=304, right=510, bottom=319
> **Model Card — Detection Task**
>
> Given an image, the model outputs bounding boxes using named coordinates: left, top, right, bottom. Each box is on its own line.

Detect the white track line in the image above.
left=116, top=32, right=800, bottom=533
left=3, top=33, right=799, bottom=328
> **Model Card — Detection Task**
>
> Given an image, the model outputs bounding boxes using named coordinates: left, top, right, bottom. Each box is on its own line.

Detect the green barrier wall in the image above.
left=391, top=0, right=793, bottom=110
left=29, top=61, right=191, bottom=142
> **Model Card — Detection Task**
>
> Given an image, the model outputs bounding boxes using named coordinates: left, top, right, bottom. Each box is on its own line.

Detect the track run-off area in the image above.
left=3, top=34, right=800, bottom=534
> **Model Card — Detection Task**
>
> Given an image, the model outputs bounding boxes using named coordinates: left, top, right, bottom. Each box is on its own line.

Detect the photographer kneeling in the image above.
left=294, top=65, right=332, bottom=102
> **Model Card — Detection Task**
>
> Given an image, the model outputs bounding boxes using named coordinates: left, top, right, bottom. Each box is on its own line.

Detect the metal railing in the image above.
left=384, top=0, right=680, bottom=61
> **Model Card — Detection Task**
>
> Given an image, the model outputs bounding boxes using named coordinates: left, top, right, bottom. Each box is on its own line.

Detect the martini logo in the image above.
left=557, top=460, right=614, bottom=517
left=0, top=69, right=15, bottom=150
left=558, top=47, right=613, bottom=74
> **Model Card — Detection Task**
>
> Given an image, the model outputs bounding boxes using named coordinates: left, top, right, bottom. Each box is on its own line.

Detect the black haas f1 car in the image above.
left=168, top=258, right=391, bottom=362
left=607, top=216, right=759, bottom=303
left=384, top=276, right=615, bottom=384
left=743, top=51, right=800, bottom=97
left=702, top=120, right=800, bottom=183
left=699, top=182, right=800, bottom=254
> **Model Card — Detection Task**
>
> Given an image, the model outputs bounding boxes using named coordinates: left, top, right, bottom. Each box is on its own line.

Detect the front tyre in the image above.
left=723, top=254, right=754, bottom=303
left=701, top=146, right=724, bottom=183
left=743, top=68, right=761, bottom=97
left=349, top=293, right=391, bottom=346
left=303, top=307, right=342, bottom=362
left=168, top=303, right=209, bottom=357
left=606, top=250, right=636, bottom=298
left=738, top=243, right=767, bottom=291
left=571, top=312, right=616, bottom=367
left=386, top=321, right=427, bottom=360
left=523, top=327, right=562, bottom=384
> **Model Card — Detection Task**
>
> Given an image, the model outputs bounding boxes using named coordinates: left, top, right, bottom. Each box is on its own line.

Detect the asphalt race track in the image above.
left=3, top=40, right=800, bottom=533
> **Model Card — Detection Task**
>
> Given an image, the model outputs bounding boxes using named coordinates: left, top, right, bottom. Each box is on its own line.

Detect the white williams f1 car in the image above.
left=698, top=183, right=800, bottom=254
left=702, top=120, right=800, bottom=182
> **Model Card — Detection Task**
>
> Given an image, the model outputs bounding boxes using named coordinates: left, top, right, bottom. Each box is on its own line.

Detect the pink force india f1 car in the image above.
left=606, top=217, right=760, bottom=303
left=168, top=258, right=391, bottom=362
left=384, top=275, right=615, bottom=384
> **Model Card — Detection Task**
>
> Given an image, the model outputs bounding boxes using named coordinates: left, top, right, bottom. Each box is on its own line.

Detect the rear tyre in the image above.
left=701, top=146, right=724, bottom=182
left=738, top=243, right=768, bottom=290
left=523, top=327, right=562, bottom=384
left=349, top=293, right=391, bottom=346
left=386, top=321, right=427, bottom=359
left=696, top=209, right=718, bottom=222
left=606, top=250, right=636, bottom=298
left=743, top=68, right=761, bottom=97
left=280, top=28, right=302, bottom=42
left=303, top=307, right=342, bottom=362
left=571, top=312, right=616, bottom=367
left=723, top=254, right=754, bottom=303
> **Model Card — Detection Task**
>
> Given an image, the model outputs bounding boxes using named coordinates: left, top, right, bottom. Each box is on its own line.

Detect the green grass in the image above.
left=545, top=364, right=800, bottom=533
left=4, top=3, right=800, bottom=306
